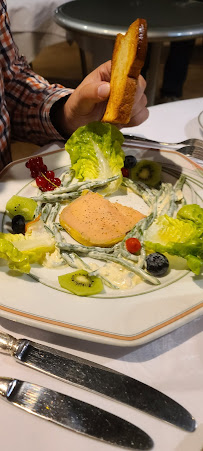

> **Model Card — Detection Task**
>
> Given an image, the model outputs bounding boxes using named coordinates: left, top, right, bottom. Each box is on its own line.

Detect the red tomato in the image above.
left=125, top=238, right=141, bottom=254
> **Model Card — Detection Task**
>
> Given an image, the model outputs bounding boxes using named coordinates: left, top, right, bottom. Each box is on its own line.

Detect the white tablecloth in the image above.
left=0, top=98, right=203, bottom=451
left=7, top=0, right=69, bottom=61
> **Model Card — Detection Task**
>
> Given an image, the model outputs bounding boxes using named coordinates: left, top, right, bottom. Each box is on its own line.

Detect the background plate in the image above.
left=0, top=147, right=202, bottom=346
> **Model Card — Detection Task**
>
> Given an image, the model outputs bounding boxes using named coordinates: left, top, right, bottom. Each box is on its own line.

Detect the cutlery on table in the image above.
left=123, top=135, right=203, bottom=149
left=0, top=332, right=196, bottom=432
left=123, top=135, right=203, bottom=161
left=0, top=377, right=153, bottom=450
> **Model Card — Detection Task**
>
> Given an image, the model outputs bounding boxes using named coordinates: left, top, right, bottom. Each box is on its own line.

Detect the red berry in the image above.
left=41, top=164, right=47, bottom=174
left=26, top=157, right=36, bottom=169
left=34, top=157, right=44, bottom=169
left=31, top=169, right=39, bottom=178
left=36, top=176, right=48, bottom=189
left=46, top=170, right=55, bottom=180
left=126, top=238, right=141, bottom=254
left=52, top=177, right=61, bottom=186
left=121, top=167, right=129, bottom=177
left=47, top=183, right=55, bottom=191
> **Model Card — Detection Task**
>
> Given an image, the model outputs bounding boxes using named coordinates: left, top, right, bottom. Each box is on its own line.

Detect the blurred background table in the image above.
left=54, top=0, right=203, bottom=105
left=7, top=0, right=69, bottom=62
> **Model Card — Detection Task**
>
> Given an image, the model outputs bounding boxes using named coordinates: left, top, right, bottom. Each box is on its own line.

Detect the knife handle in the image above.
left=0, top=332, right=19, bottom=355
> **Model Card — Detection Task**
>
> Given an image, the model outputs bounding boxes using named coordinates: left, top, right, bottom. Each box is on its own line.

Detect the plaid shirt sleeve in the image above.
left=0, top=0, right=73, bottom=171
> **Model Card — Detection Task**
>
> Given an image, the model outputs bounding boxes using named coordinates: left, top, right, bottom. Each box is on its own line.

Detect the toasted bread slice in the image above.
left=102, top=19, right=147, bottom=124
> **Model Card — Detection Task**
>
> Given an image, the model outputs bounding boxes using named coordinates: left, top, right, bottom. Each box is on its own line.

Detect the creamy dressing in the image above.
left=43, top=248, right=66, bottom=268
left=99, top=262, right=142, bottom=289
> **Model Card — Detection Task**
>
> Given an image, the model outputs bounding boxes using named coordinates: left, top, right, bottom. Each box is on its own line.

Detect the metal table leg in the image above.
left=145, top=42, right=163, bottom=106
left=79, top=47, right=88, bottom=78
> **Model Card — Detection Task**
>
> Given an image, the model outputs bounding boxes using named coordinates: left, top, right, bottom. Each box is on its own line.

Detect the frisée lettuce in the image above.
left=65, top=122, right=125, bottom=195
left=144, top=204, right=203, bottom=275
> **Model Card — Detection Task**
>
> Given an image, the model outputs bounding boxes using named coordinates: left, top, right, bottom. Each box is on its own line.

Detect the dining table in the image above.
left=54, top=0, right=203, bottom=105
left=0, top=97, right=203, bottom=451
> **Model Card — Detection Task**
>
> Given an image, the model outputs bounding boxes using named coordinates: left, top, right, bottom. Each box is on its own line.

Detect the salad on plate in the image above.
left=0, top=122, right=202, bottom=297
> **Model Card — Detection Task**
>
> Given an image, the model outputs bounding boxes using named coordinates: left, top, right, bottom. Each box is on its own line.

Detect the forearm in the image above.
left=5, top=64, right=73, bottom=144
left=1, top=1, right=72, bottom=144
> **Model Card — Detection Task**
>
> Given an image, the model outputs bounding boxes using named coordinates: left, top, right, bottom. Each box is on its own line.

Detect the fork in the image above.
left=174, top=145, right=203, bottom=161
left=123, top=134, right=203, bottom=150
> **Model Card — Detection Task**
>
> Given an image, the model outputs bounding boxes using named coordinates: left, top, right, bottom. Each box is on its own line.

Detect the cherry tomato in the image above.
left=125, top=238, right=141, bottom=254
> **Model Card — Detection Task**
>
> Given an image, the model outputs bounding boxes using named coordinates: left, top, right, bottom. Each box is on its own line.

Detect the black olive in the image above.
left=124, top=155, right=137, bottom=169
left=146, top=252, right=169, bottom=277
left=12, top=215, right=25, bottom=234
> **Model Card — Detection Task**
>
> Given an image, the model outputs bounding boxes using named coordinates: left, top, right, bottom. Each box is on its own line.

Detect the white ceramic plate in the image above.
left=0, top=147, right=203, bottom=346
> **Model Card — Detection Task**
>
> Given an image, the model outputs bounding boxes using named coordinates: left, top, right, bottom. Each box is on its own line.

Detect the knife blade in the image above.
left=0, top=332, right=196, bottom=432
left=0, top=377, right=153, bottom=450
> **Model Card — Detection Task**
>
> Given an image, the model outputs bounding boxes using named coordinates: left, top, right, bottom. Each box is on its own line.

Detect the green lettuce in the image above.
left=144, top=204, right=203, bottom=275
left=177, top=204, right=203, bottom=225
left=0, top=220, right=56, bottom=271
left=65, top=122, right=125, bottom=195
left=0, top=238, right=30, bottom=273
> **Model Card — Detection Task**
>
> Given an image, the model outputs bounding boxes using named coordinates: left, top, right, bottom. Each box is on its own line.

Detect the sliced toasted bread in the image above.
left=102, top=18, right=147, bottom=124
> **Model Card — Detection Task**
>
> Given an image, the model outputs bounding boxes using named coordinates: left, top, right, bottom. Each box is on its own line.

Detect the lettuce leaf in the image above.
left=65, top=122, right=125, bottom=195
left=0, top=238, right=30, bottom=273
left=177, top=204, right=203, bottom=225
left=0, top=220, right=56, bottom=269
left=144, top=205, right=203, bottom=275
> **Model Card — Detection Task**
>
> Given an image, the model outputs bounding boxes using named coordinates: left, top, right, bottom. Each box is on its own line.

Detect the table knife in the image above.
left=0, top=377, right=153, bottom=450
left=0, top=332, right=196, bottom=432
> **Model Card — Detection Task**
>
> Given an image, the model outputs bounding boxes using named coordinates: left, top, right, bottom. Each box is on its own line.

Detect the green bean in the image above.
left=47, top=203, right=60, bottom=226
left=174, top=174, right=186, bottom=192
left=57, top=242, right=116, bottom=254
left=120, top=249, right=139, bottom=262
left=52, top=223, right=66, bottom=243
left=87, top=251, right=160, bottom=285
left=51, top=175, right=119, bottom=196
left=60, top=168, right=75, bottom=186
left=34, top=201, right=42, bottom=218
left=122, top=178, right=153, bottom=206
left=89, top=269, right=119, bottom=290
left=60, top=252, right=77, bottom=268
left=77, top=175, right=119, bottom=191
left=69, top=252, right=91, bottom=270
left=31, top=191, right=80, bottom=203
left=41, top=203, right=52, bottom=222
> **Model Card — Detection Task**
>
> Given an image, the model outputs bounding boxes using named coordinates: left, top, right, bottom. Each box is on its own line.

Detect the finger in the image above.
left=97, top=60, right=112, bottom=82
left=127, top=107, right=149, bottom=127
left=80, top=60, right=112, bottom=85
left=73, top=82, right=110, bottom=115
left=134, top=75, right=147, bottom=103
left=131, top=93, right=148, bottom=118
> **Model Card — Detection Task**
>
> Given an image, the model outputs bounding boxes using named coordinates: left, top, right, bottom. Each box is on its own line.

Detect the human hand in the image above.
left=61, top=60, right=149, bottom=135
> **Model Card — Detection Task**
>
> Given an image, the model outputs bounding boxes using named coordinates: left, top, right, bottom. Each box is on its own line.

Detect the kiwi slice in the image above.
left=130, top=160, right=161, bottom=187
left=58, top=270, right=104, bottom=296
left=6, top=195, right=37, bottom=220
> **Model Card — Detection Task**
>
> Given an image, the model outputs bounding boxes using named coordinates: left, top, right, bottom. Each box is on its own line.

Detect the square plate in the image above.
left=0, top=146, right=202, bottom=346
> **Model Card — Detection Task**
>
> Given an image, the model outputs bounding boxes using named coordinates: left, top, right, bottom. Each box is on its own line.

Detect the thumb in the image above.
left=76, top=82, right=110, bottom=114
